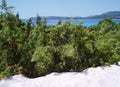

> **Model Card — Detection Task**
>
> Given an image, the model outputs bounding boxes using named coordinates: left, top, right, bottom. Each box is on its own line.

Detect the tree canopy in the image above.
left=0, top=0, right=120, bottom=79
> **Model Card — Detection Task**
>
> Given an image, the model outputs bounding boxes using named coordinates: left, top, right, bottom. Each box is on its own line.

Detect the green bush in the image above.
left=0, top=0, right=120, bottom=79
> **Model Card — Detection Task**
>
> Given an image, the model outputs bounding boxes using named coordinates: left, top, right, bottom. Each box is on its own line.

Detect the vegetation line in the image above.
left=0, top=0, right=120, bottom=79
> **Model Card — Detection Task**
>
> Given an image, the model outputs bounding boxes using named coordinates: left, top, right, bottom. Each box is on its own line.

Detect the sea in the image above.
left=23, top=19, right=120, bottom=26
left=50, top=19, right=120, bottom=26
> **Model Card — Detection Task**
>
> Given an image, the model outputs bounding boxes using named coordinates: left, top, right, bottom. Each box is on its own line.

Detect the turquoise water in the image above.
left=46, top=19, right=120, bottom=26
left=23, top=19, right=120, bottom=26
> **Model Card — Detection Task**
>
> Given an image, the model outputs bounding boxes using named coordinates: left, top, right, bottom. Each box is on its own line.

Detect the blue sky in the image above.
left=3, top=0, right=120, bottom=18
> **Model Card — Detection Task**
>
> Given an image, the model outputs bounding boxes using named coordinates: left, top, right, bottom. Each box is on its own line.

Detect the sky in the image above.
left=2, top=0, right=120, bottom=18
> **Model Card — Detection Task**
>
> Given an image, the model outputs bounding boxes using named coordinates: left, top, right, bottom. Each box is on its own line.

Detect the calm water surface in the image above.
left=23, top=19, right=120, bottom=26
left=46, top=19, right=120, bottom=26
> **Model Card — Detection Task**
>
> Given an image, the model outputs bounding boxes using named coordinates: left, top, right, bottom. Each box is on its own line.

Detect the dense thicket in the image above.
left=0, top=0, right=120, bottom=79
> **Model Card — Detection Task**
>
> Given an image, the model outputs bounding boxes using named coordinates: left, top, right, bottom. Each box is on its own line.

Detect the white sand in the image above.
left=0, top=63, right=120, bottom=87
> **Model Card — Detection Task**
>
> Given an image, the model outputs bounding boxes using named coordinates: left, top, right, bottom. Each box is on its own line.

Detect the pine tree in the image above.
left=36, top=13, right=41, bottom=25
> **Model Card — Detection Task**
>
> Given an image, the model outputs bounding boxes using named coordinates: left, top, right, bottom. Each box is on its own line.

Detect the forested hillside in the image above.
left=86, top=11, right=120, bottom=19
left=0, top=0, right=120, bottom=79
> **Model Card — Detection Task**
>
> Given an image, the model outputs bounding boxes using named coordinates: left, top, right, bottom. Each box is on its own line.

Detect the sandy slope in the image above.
left=0, top=63, right=120, bottom=87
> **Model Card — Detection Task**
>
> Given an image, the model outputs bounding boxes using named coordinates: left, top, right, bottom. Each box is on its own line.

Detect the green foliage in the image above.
left=36, top=14, right=41, bottom=25
left=0, top=0, right=14, bottom=13
left=0, top=1, right=120, bottom=79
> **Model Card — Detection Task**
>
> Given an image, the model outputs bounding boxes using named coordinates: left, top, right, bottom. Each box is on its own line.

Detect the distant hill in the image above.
left=31, top=16, right=83, bottom=20
left=41, top=11, right=120, bottom=19
left=85, top=11, right=120, bottom=19
left=22, top=11, right=120, bottom=22
left=45, top=16, right=83, bottom=19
